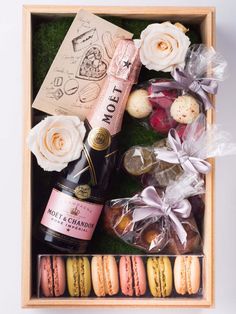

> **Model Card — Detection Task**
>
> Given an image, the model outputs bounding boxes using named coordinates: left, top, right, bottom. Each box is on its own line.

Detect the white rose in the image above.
left=134, top=22, right=191, bottom=72
left=28, top=115, right=86, bottom=172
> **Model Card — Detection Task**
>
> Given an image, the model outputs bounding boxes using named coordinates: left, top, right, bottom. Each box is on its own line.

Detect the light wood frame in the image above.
left=22, top=5, right=215, bottom=308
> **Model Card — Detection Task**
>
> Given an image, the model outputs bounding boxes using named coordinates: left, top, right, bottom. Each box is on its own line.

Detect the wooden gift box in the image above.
left=22, top=5, right=215, bottom=308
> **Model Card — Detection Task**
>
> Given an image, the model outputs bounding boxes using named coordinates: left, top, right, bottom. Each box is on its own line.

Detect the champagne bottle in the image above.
left=37, top=40, right=141, bottom=253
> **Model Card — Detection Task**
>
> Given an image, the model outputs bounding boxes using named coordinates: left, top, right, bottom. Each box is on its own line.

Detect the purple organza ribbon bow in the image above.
left=132, top=186, right=191, bottom=244
left=152, top=67, right=218, bottom=110
left=155, top=128, right=211, bottom=174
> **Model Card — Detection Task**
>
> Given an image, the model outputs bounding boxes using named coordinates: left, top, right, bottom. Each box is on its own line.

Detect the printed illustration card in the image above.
left=32, top=10, right=133, bottom=120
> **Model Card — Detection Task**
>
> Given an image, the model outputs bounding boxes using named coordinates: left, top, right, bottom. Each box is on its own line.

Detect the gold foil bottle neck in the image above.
left=87, top=127, right=111, bottom=151
left=107, top=39, right=141, bottom=83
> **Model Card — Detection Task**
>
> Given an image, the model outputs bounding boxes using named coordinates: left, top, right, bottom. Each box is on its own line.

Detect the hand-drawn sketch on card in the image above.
left=102, top=31, right=116, bottom=59
left=32, top=9, right=133, bottom=120
left=72, top=28, right=98, bottom=52
left=76, top=46, right=108, bottom=81
left=64, top=79, right=79, bottom=95
left=79, top=82, right=101, bottom=103
left=78, top=16, right=91, bottom=29
left=54, top=76, right=63, bottom=87
left=53, top=88, right=64, bottom=100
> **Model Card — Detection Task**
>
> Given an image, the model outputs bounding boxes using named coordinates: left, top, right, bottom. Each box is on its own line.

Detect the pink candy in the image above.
left=149, top=107, right=177, bottom=134
left=147, top=79, right=178, bottom=109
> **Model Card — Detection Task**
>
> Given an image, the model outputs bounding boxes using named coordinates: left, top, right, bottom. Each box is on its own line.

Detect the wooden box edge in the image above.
left=21, top=5, right=216, bottom=308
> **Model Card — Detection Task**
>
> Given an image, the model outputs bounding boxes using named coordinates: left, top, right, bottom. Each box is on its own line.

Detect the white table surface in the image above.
left=1, top=0, right=236, bottom=312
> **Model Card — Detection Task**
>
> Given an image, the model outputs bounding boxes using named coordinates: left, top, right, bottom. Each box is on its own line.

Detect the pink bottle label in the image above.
left=87, top=40, right=141, bottom=137
left=87, top=79, right=130, bottom=136
left=41, top=189, right=103, bottom=240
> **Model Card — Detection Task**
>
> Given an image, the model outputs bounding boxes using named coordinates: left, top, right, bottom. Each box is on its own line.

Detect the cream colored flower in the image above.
left=28, top=115, right=86, bottom=172
left=134, top=22, right=191, bottom=72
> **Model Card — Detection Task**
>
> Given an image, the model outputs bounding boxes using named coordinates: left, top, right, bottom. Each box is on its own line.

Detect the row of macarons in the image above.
left=39, top=255, right=202, bottom=298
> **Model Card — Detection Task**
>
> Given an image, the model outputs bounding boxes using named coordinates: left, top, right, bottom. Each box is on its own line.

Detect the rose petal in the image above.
left=137, top=21, right=191, bottom=72
left=27, top=115, right=86, bottom=172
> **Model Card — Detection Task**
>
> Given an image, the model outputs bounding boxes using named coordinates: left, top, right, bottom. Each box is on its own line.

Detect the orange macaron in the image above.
left=174, top=255, right=201, bottom=295
left=91, top=255, right=119, bottom=297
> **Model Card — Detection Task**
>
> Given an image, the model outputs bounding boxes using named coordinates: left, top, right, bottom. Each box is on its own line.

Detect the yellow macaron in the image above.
left=147, top=257, right=173, bottom=297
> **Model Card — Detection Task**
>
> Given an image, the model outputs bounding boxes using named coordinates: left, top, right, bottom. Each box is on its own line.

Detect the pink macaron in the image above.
left=119, top=256, right=146, bottom=296
left=40, top=256, right=66, bottom=297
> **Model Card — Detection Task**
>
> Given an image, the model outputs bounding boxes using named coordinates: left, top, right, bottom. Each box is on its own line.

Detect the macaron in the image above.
left=40, top=256, right=66, bottom=297
left=174, top=255, right=201, bottom=295
left=91, top=255, right=119, bottom=296
left=170, top=95, right=200, bottom=124
left=147, top=257, right=172, bottom=297
left=66, top=257, right=91, bottom=297
left=126, top=89, right=152, bottom=119
left=119, top=256, right=147, bottom=296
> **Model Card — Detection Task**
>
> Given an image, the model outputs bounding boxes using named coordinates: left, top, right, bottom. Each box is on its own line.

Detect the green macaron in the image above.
left=66, top=257, right=91, bottom=297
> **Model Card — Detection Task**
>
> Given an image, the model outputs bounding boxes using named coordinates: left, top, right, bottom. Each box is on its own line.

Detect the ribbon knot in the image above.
left=189, top=80, right=202, bottom=93
left=162, top=203, right=172, bottom=216
left=155, top=128, right=211, bottom=174
left=152, top=67, right=218, bottom=110
left=132, top=186, right=192, bottom=244
left=177, top=151, right=189, bottom=164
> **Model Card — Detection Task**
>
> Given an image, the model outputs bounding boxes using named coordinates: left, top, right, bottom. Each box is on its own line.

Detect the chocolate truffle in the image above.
left=189, top=195, right=205, bottom=234
left=103, top=205, right=123, bottom=236
left=123, top=146, right=154, bottom=176
left=170, top=95, right=200, bottom=124
left=126, top=89, right=152, bottom=119
left=115, top=214, right=133, bottom=234
left=164, top=216, right=202, bottom=254
left=137, top=221, right=168, bottom=252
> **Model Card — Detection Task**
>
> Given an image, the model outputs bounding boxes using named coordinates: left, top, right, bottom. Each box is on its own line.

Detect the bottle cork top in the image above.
left=107, top=39, right=141, bottom=84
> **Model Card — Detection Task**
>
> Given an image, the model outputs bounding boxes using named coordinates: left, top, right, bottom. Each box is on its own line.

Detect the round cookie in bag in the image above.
left=123, top=146, right=155, bottom=176
left=143, top=138, right=184, bottom=187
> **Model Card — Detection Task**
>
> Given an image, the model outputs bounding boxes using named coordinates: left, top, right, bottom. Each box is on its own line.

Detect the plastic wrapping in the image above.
left=104, top=173, right=204, bottom=254
left=184, top=44, right=228, bottom=81
left=126, top=79, right=193, bottom=135
left=38, top=254, right=204, bottom=298
left=125, top=44, right=228, bottom=135
left=155, top=113, right=236, bottom=175
left=123, top=113, right=236, bottom=186
left=123, top=138, right=184, bottom=187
